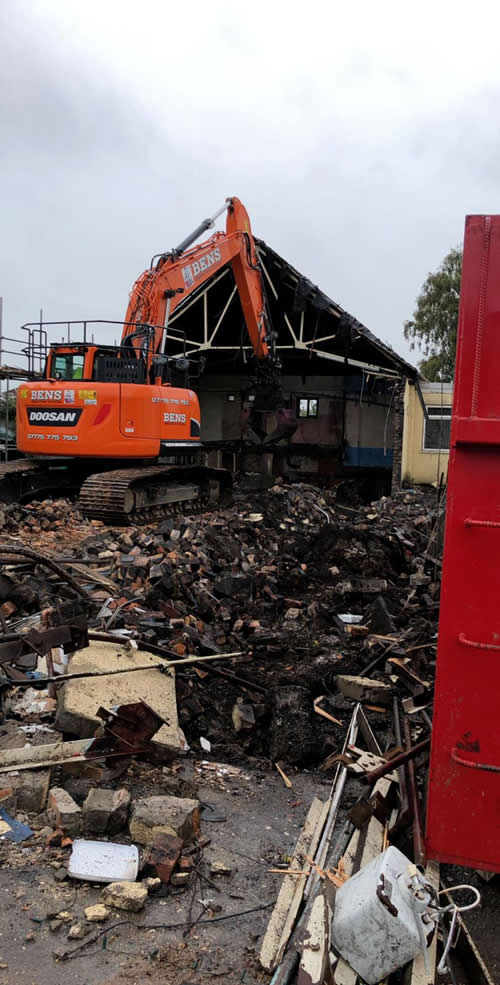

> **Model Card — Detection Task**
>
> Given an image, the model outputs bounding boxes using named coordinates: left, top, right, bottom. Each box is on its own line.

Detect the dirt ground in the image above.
left=0, top=764, right=325, bottom=985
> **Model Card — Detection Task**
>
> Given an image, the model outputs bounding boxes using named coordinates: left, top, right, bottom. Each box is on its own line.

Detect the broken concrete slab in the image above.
left=335, top=675, right=392, bottom=705
left=55, top=640, right=184, bottom=756
left=101, top=881, right=147, bottom=912
left=82, top=788, right=130, bottom=835
left=48, top=788, right=81, bottom=835
left=129, top=795, right=200, bottom=846
left=0, top=738, right=91, bottom=773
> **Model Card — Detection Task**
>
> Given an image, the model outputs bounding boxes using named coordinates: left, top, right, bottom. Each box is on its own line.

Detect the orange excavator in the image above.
left=0, top=198, right=279, bottom=522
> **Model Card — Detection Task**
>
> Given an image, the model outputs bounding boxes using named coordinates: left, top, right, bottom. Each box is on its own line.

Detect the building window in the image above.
left=423, top=405, right=452, bottom=450
left=298, top=397, right=319, bottom=418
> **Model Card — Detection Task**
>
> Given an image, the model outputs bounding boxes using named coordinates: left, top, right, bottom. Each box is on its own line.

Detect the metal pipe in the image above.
left=393, top=696, right=409, bottom=816
left=404, top=716, right=426, bottom=865
left=160, top=296, right=171, bottom=353
left=172, top=201, right=229, bottom=257
left=363, top=736, right=431, bottom=783
left=39, top=309, right=43, bottom=376
left=4, top=378, right=8, bottom=464
left=101, top=634, right=267, bottom=694
left=7, top=650, right=246, bottom=687
left=304, top=703, right=360, bottom=898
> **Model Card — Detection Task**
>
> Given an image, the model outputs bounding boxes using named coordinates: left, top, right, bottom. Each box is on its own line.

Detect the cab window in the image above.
left=52, top=354, right=85, bottom=380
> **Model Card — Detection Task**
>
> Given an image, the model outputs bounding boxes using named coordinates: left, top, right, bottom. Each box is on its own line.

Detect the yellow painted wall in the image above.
left=402, top=381, right=453, bottom=485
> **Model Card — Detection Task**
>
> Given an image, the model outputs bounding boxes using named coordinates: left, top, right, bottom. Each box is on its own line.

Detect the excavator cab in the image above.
left=45, top=322, right=157, bottom=385
left=45, top=343, right=148, bottom=385
left=50, top=350, right=85, bottom=381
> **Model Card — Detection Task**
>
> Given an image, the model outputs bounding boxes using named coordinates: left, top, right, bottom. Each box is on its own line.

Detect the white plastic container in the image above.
left=331, top=846, right=433, bottom=984
left=68, top=840, right=139, bottom=883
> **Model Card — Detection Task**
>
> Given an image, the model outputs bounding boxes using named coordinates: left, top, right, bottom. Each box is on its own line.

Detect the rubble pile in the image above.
left=0, top=482, right=441, bottom=763
left=2, top=481, right=493, bottom=985
left=0, top=497, right=95, bottom=548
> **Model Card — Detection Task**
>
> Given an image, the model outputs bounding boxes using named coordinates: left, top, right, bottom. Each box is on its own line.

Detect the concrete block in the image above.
left=12, top=769, right=51, bottom=813
left=55, top=640, right=184, bottom=756
left=82, top=788, right=130, bottom=835
left=48, top=788, right=81, bottom=835
left=101, top=881, right=147, bottom=912
left=335, top=675, right=392, bottom=705
left=129, top=795, right=200, bottom=847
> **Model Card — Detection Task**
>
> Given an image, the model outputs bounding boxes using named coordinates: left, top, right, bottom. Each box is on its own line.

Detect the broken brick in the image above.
left=142, top=832, right=183, bottom=884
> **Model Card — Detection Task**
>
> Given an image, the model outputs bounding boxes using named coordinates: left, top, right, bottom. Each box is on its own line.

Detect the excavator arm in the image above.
left=123, top=197, right=275, bottom=366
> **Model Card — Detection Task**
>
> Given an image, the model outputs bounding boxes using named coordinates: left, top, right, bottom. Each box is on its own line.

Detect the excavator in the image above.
left=0, top=197, right=280, bottom=522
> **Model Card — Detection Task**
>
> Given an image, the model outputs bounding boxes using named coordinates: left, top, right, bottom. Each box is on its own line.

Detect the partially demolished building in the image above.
left=162, top=239, right=417, bottom=489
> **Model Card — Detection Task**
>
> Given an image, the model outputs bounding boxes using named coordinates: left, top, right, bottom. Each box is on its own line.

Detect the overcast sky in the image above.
left=2, top=0, right=499, bottom=366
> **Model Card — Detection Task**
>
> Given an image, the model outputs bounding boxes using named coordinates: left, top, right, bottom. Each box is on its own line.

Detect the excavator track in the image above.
left=0, top=459, right=232, bottom=525
left=79, top=465, right=232, bottom=524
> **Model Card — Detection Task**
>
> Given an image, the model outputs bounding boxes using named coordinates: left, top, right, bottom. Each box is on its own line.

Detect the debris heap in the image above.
left=0, top=483, right=441, bottom=763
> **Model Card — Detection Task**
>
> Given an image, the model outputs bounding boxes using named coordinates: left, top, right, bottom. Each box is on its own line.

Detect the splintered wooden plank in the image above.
left=298, top=891, right=334, bottom=985
left=410, top=860, right=439, bottom=985
left=259, top=796, right=328, bottom=972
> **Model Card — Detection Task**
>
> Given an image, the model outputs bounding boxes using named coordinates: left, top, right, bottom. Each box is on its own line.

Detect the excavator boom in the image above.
left=124, top=197, right=274, bottom=365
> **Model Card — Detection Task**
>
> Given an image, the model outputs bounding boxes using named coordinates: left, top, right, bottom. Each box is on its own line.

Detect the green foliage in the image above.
left=404, top=246, right=462, bottom=381
left=418, top=353, right=445, bottom=382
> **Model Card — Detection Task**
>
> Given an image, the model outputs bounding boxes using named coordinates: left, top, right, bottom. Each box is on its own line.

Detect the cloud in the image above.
left=2, top=0, right=500, bottom=363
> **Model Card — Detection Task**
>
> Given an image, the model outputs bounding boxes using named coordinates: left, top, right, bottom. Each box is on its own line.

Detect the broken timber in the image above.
left=259, top=796, right=329, bottom=972
left=297, top=891, right=334, bottom=985
left=408, top=860, right=439, bottom=985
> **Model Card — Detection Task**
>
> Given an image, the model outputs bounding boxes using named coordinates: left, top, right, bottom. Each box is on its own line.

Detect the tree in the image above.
left=404, top=246, right=462, bottom=381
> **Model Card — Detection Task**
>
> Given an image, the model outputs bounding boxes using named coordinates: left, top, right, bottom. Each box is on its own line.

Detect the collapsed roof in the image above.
left=165, top=237, right=417, bottom=379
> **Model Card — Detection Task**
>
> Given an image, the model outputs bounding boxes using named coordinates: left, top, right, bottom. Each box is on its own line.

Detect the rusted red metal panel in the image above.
left=426, top=215, right=500, bottom=871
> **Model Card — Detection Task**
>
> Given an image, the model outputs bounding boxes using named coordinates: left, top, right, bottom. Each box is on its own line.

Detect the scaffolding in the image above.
left=0, top=302, right=50, bottom=461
